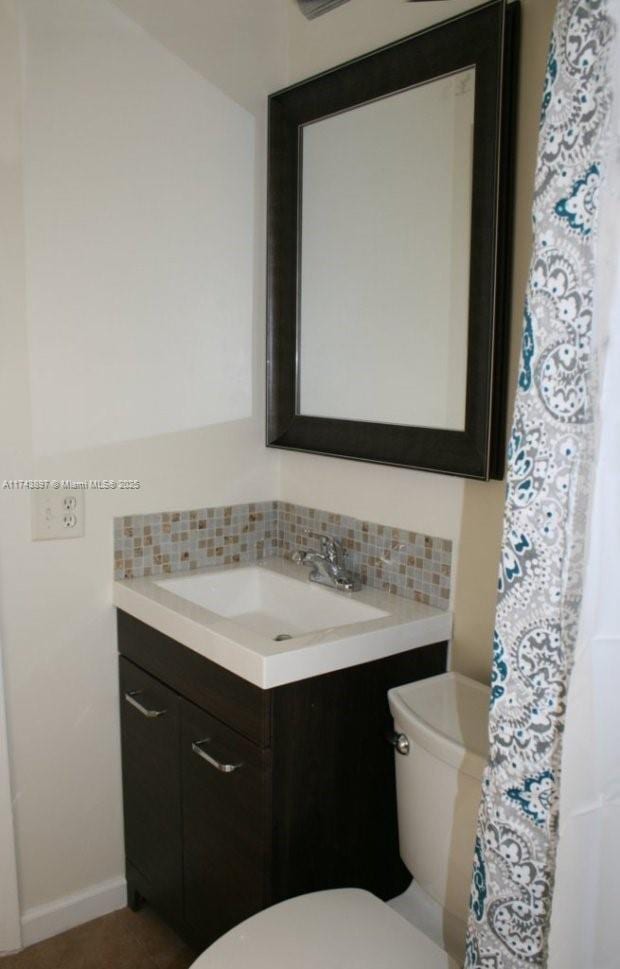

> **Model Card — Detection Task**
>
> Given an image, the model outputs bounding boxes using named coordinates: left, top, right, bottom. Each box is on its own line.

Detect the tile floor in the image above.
left=0, top=906, right=196, bottom=969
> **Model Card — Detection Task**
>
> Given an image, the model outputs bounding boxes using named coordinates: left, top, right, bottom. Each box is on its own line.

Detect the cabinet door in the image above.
left=181, top=699, right=271, bottom=947
left=119, top=657, right=182, bottom=922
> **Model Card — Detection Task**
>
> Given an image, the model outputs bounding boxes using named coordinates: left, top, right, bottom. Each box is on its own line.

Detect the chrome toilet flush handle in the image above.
left=387, top=731, right=410, bottom=756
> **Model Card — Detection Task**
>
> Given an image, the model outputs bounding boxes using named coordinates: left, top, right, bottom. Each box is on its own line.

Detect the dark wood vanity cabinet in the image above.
left=180, top=700, right=271, bottom=942
left=118, top=610, right=447, bottom=951
left=120, top=658, right=183, bottom=924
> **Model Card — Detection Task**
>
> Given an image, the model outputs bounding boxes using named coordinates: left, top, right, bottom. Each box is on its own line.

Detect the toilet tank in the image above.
left=388, top=672, right=489, bottom=923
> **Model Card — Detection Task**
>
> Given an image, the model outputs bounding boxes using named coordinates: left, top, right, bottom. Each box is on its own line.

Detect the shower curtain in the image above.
left=547, top=2, right=620, bottom=963
left=464, top=1, right=617, bottom=966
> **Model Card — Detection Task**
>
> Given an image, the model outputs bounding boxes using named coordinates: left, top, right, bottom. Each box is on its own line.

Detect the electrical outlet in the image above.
left=31, top=489, right=85, bottom=540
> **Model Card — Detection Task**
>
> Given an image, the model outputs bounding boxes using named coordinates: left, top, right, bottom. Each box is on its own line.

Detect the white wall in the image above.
left=0, top=4, right=23, bottom=951
left=0, top=643, right=20, bottom=954
left=22, top=0, right=255, bottom=455
left=109, top=0, right=289, bottom=116
left=0, top=0, right=286, bottom=925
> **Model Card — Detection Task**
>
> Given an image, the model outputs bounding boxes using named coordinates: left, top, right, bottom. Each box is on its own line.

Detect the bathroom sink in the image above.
left=113, top=558, right=452, bottom=688
left=154, top=567, right=388, bottom=640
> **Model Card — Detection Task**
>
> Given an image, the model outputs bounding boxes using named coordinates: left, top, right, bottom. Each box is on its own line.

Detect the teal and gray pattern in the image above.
left=465, top=1, right=615, bottom=966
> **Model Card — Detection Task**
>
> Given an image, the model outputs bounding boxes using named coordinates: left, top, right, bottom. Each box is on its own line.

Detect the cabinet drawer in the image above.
left=181, top=699, right=271, bottom=946
left=119, top=658, right=183, bottom=924
left=117, top=611, right=271, bottom=747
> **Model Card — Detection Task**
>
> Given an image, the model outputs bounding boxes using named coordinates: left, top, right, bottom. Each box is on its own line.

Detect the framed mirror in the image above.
left=266, top=0, right=520, bottom=480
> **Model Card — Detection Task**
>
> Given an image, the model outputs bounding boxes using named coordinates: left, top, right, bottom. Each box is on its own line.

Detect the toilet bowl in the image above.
left=190, top=671, right=489, bottom=969
left=191, top=888, right=456, bottom=969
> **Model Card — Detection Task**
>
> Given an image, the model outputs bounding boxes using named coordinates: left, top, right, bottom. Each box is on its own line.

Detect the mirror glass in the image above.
left=299, top=67, right=475, bottom=430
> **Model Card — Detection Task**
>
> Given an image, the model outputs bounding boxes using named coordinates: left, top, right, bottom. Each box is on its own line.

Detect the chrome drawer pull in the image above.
left=192, top=739, right=242, bottom=774
left=124, top=690, right=167, bottom=719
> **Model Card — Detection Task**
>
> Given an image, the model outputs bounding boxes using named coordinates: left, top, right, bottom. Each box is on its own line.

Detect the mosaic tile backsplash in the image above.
left=115, top=501, right=452, bottom=610
left=114, top=502, right=278, bottom=581
left=277, top=503, right=451, bottom=608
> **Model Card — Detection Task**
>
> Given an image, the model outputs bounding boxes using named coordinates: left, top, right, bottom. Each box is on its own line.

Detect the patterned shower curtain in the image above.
left=465, top=1, right=616, bottom=967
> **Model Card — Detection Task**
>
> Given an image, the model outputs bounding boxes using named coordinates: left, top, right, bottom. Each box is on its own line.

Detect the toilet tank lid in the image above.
left=388, top=672, right=490, bottom=781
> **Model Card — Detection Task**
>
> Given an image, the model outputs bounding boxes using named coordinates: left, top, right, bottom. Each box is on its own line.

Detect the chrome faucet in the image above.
left=292, top=534, right=361, bottom=592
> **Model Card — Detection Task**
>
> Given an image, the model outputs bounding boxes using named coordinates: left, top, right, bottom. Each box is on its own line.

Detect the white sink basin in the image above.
left=154, top=567, right=388, bottom=639
left=113, top=558, right=452, bottom=689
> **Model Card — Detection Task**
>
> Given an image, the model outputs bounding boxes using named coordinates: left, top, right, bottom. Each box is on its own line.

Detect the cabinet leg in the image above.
left=127, top=882, right=144, bottom=912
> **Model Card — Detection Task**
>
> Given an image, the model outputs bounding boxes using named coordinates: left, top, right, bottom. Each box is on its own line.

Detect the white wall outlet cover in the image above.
left=31, top=489, right=85, bottom=541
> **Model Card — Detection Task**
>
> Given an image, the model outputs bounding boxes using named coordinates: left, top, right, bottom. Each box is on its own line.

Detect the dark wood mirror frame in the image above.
left=266, top=0, right=520, bottom=480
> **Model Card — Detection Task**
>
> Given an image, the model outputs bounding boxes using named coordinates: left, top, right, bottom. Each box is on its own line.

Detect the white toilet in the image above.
left=191, top=672, right=489, bottom=969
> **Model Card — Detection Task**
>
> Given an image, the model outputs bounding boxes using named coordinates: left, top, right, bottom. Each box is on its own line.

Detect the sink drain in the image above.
left=273, top=633, right=293, bottom=642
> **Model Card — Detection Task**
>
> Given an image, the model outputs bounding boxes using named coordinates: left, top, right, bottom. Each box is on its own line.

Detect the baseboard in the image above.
left=20, top=876, right=127, bottom=948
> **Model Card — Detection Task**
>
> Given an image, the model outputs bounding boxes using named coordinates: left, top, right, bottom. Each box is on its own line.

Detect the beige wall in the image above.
left=452, top=0, right=557, bottom=681
left=282, top=0, right=557, bottom=683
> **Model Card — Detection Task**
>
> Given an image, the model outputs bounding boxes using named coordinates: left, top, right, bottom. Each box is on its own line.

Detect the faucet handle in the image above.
left=319, top=534, right=346, bottom=566
left=297, top=531, right=347, bottom=566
